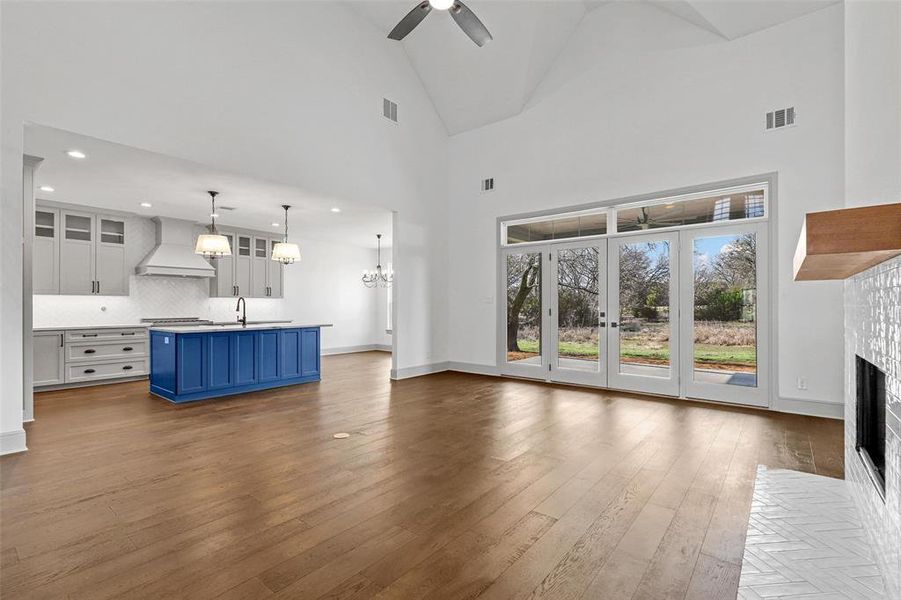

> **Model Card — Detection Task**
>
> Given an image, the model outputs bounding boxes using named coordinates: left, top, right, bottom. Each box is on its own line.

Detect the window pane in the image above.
left=692, top=233, right=757, bottom=387
left=504, top=212, right=607, bottom=244
left=618, top=240, right=671, bottom=377
left=557, top=247, right=600, bottom=372
left=616, top=189, right=765, bottom=233
left=506, top=252, right=542, bottom=365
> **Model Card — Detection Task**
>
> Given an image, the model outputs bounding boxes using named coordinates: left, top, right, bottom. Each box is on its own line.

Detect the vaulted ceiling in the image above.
left=348, top=0, right=839, bottom=134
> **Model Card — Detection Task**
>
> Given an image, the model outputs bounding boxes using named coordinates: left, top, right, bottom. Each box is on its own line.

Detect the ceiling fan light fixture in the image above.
left=429, top=0, right=454, bottom=10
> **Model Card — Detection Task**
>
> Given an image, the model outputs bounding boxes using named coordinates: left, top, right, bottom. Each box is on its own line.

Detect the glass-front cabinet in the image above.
left=35, top=205, right=128, bottom=296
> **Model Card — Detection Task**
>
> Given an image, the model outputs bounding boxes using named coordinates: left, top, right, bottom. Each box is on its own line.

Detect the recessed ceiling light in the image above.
left=271, top=222, right=280, bottom=227
left=140, top=202, right=152, bottom=208
left=39, top=185, right=55, bottom=192
left=330, top=207, right=341, bottom=213
left=66, top=150, right=87, bottom=159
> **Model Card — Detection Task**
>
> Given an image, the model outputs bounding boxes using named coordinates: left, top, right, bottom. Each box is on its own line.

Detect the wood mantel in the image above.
left=793, top=203, right=901, bottom=280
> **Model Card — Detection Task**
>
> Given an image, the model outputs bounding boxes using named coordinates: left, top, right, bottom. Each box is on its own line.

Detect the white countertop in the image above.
left=33, top=324, right=150, bottom=332
left=149, top=323, right=333, bottom=333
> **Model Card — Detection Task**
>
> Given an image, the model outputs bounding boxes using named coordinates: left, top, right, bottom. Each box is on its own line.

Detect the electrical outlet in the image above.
left=797, top=376, right=808, bottom=391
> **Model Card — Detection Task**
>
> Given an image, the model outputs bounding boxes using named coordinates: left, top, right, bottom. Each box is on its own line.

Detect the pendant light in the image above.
left=194, top=191, right=232, bottom=257
left=362, top=234, right=393, bottom=288
left=271, top=205, right=301, bottom=264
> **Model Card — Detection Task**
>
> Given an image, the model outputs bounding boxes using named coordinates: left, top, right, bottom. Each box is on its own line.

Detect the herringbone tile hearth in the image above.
left=739, top=467, right=887, bottom=599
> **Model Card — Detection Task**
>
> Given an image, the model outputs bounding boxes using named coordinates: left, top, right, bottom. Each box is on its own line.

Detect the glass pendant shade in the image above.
left=271, top=241, right=301, bottom=264
left=195, top=190, right=232, bottom=258
left=195, top=233, right=232, bottom=257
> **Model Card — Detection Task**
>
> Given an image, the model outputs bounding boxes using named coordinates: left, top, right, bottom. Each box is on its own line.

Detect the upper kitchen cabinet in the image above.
left=209, top=229, right=282, bottom=298
left=33, top=208, right=60, bottom=294
left=37, top=206, right=129, bottom=296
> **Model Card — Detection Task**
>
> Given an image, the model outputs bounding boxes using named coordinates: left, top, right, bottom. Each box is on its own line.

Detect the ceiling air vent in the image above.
left=481, top=178, right=495, bottom=192
left=766, top=107, right=796, bottom=131
left=383, top=98, right=398, bottom=123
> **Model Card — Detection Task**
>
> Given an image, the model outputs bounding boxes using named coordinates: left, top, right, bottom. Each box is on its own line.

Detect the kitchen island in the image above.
left=149, top=323, right=331, bottom=403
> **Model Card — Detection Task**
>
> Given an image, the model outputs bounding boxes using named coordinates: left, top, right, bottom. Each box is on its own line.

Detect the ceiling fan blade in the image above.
left=388, top=2, right=432, bottom=41
left=450, top=1, right=493, bottom=47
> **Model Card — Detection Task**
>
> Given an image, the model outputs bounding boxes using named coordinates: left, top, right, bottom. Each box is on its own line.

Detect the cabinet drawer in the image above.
left=66, top=359, right=148, bottom=383
left=66, top=328, right=147, bottom=342
left=66, top=340, right=147, bottom=363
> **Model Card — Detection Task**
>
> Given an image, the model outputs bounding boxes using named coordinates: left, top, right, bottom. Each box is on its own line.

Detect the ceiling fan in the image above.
left=388, top=0, right=492, bottom=47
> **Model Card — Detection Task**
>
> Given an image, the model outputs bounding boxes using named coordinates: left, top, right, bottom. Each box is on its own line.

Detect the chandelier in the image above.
left=194, top=191, right=232, bottom=258
left=362, top=234, right=393, bottom=288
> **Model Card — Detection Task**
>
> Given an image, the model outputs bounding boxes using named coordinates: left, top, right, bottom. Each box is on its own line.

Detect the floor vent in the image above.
left=765, top=107, right=795, bottom=131
left=481, top=177, right=495, bottom=192
left=383, top=98, right=398, bottom=123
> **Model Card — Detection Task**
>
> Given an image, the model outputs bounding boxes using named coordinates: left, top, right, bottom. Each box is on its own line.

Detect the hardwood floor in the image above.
left=1, top=351, right=843, bottom=600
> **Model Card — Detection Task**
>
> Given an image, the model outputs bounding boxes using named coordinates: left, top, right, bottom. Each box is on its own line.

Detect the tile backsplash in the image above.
left=844, top=255, right=901, bottom=599
left=33, top=275, right=285, bottom=326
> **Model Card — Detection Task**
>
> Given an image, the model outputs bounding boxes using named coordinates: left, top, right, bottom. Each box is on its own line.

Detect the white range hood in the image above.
left=136, top=217, right=216, bottom=278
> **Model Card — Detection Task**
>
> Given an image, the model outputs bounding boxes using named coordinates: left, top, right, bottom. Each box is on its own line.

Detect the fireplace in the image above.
left=855, top=355, right=886, bottom=498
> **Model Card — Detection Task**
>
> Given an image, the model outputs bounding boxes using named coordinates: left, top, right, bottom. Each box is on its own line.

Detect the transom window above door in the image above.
left=501, top=183, right=768, bottom=246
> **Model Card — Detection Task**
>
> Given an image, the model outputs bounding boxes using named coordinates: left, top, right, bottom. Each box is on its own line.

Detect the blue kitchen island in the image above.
left=149, top=323, right=331, bottom=403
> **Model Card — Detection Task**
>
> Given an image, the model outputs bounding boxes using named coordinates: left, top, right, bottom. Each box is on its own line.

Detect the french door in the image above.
left=500, top=224, right=768, bottom=407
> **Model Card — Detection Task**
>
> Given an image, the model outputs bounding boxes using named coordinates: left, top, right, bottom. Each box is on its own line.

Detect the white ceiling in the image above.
left=349, top=0, right=839, bottom=134
left=25, top=125, right=393, bottom=249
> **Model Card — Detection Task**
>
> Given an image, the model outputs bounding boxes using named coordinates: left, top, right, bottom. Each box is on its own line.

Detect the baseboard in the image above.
left=322, top=344, right=391, bottom=356
left=774, top=396, right=844, bottom=419
left=391, top=362, right=449, bottom=380
left=446, top=362, right=500, bottom=377
left=0, top=429, right=27, bottom=456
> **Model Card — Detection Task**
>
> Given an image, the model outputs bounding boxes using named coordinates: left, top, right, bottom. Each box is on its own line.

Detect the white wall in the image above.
left=845, top=0, right=901, bottom=210
left=445, top=3, right=847, bottom=410
left=1, top=1, right=447, bottom=452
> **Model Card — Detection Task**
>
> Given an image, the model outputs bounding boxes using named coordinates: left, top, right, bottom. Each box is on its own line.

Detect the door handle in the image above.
left=84, top=349, right=96, bottom=354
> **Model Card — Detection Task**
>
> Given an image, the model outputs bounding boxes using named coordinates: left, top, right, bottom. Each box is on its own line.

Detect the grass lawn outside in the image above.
left=514, top=339, right=756, bottom=369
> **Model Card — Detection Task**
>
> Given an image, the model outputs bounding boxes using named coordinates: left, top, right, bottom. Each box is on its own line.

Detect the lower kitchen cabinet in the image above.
left=33, top=327, right=149, bottom=390
left=33, top=331, right=65, bottom=386
left=150, top=327, right=322, bottom=403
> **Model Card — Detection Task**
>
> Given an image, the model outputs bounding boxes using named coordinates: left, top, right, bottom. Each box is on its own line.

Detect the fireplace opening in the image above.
left=856, top=355, right=886, bottom=498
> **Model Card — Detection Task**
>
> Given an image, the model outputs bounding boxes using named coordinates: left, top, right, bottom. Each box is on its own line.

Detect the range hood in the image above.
left=136, top=217, right=216, bottom=278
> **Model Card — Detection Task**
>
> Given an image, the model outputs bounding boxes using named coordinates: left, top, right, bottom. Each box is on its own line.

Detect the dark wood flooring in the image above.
left=1, top=351, right=843, bottom=599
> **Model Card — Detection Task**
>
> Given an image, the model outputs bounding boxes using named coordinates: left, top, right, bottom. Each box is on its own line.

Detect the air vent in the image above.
left=766, top=106, right=796, bottom=131
left=481, top=178, right=495, bottom=192
left=218, top=206, right=236, bottom=211
left=383, top=98, right=398, bottom=123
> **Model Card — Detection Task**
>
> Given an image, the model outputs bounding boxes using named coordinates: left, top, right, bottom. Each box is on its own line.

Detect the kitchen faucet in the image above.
left=236, top=296, right=246, bottom=327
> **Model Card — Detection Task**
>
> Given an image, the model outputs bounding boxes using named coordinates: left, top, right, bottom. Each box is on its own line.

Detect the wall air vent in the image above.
left=481, top=178, right=495, bottom=192
left=383, top=98, right=398, bottom=123
left=766, top=107, right=796, bottom=131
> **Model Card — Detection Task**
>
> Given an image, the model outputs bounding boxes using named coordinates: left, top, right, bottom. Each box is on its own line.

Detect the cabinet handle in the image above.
left=123, top=347, right=133, bottom=352
left=84, top=369, right=96, bottom=374
left=121, top=332, right=135, bottom=336
left=59, top=334, right=64, bottom=347
left=91, top=280, right=96, bottom=294
left=82, top=333, right=98, bottom=337
left=84, top=349, right=96, bottom=354
left=122, top=365, right=133, bottom=371
left=96, top=280, right=100, bottom=294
